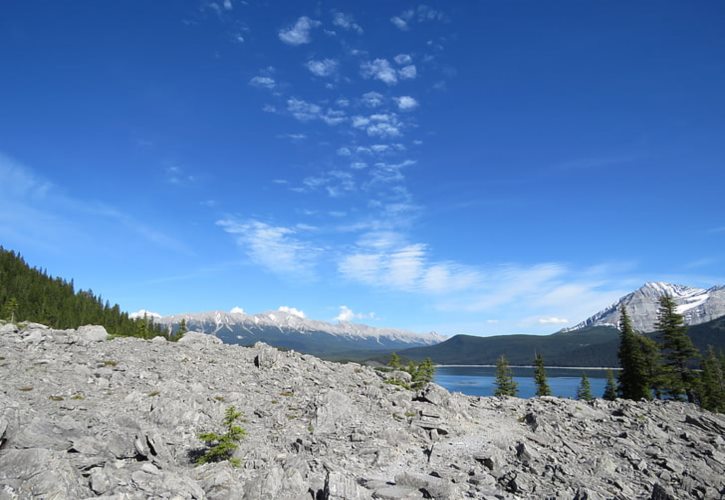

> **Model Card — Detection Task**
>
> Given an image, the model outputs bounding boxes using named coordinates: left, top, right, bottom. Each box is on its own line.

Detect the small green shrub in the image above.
left=196, top=406, right=246, bottom=466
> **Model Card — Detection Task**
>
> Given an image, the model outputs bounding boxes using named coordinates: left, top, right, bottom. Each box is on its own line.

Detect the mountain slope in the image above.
left=154, top=310, right=444, bottom=357
left=400, top=316, right=725, bottom=367
left=566, top=282, right=725, bottom=333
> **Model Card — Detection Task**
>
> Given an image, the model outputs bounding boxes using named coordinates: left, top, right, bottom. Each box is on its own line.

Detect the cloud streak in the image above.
left=217, top=218, right=320, bottom=279
left=279, top=16, right=320, bottom=45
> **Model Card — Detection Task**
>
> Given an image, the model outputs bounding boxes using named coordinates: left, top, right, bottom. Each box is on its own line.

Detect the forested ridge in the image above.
left=0, top=246, right=166, bottom=338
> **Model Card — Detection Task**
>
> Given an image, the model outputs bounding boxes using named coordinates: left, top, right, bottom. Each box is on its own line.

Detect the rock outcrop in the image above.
left=1, top=323, right=724, bottom=499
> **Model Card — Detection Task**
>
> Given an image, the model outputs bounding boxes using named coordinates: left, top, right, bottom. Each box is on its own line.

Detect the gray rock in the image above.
left=0, top=323, right=19, bottom=334
left=325, top=470, right=373, bottom=500
left=253, top=342, right=280, bottom=369
left=77, top=324, right=109, bottom=342
left=651, top=482, right=677, bottom=500
left=415, top=383, right=450, bottom=407
left=384, top=370, right=413, bottom=383
left=178, top=331, right=223, bottom=346
left=394, top=471, right=458, bottom=500
left=0, top=448, right=85, bottom=498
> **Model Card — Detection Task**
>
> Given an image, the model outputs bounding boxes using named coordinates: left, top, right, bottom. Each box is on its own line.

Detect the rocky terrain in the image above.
left=1, top=322, right=724, bottom=499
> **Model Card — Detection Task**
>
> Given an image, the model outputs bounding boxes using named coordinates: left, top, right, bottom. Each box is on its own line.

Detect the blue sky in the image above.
left=1, top=1, right=724, bottom=335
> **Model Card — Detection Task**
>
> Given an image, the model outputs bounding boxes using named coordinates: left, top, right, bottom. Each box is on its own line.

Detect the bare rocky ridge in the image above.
left=566, top=282, right=725, bottom=333
left=1, top=323, right=724, bottom=499
left=150, top=310, right=444, bottom=357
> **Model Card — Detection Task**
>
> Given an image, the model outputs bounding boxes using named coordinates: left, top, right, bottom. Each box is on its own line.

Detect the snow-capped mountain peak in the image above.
left=151, top=309, right=445, bottom=356
left=566, top=282, right=725, bottom=333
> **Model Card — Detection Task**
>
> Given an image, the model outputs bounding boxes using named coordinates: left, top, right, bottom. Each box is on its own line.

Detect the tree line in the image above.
left=0, top=247, right=169, bottom=339
left=494, top=295, right=724, bottom=413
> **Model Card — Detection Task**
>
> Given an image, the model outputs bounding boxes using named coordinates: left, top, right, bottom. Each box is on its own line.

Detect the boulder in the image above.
left=415, top=384, right=450, bottom=407
left=77, top=324, right=109, bottom=342
left=177, top=331, right=222, bottom=346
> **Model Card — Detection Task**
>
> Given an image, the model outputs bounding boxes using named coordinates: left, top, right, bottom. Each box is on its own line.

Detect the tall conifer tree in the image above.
left=698, top=346, right=724, bottom=413
left=533, top=353, right=551, bottom=397
left=617, top=307, right=651, bottom=400
left=577, top=373, right=594, bottom=401
left=655, top=295, right=699, bottom=402
left=603, top=369, right=617, bottom=401
left=494, top=355, right=518, bottom=397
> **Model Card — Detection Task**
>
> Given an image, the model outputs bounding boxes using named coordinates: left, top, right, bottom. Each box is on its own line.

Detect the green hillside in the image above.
left=398, top=320, right=725, bottom=367
left=0, top=247, right=166, bottom=338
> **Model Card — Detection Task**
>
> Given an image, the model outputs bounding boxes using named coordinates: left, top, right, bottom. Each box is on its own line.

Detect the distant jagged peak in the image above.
left=565, top=281, right=725, bottom=333
left=638, top=281, right=705, bottom=298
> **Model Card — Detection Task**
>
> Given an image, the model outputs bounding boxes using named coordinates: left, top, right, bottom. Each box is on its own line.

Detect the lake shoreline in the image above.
left=436, top=364, right=620, bottom=370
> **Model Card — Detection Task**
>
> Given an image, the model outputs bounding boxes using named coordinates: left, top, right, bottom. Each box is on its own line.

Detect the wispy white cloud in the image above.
left=398, top=65, right=417, bottom=80
left=391, top=5, right=446, bottom=30
left=287, top=98, right=347, bottom=125
left=249, top=76, right=276, bottom=89
left=394, top=54, right=413, bottom=65
left=390, top=16, right=409, bottom=31
left=0, top=152, right=194, bottom=256
left=277, top=133, right=307, bottom=141
left=306, top=58, right=338, bottom=78
left=360, top=59, right=417, bottom=85
left=361, top=91, right=384, bottom=108
left=335, top=305, right=376, bottom=322
left=331, top=12, right=363, bottom=34
left=338, top=234, right=482, bottom=294
left=230, top=306, right=245, bottom=314
left=538, top=317, right=569, bottom=325
left=395, top=96, right=419, bottom=111
left=279, top=16, right=320, bottom=45
left=278, top=305, right=306, bottom=318
left=217, top=218, right=320, bottom=279
left=360, top=59, right=398, bottom=85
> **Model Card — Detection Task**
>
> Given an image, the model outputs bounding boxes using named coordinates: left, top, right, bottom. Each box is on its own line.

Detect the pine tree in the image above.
left=136, top=314, right=149, bottom=339
left=411, top=358, right=435, bottom=389
left=2, top=297, right=18, bottom=323
left=494, top=354, right=518, bottom=397
left=698, top=346, right=724, bottom=413
left=388, top=352, right=401, bottom=370
left=197, top=406, right=246, bottom=467
left=638, top=334, right=664, bottom=399
left=617, top=306, right=652, bottom=400
left=656, top=295, right=700, bottom=402
left=533, top=353, right=551, bottom=397
left=603, top=369, right=617, bottom=401
left=177, top=318, right=188, bottom=338
left=577, top=373, right=593, bottom=401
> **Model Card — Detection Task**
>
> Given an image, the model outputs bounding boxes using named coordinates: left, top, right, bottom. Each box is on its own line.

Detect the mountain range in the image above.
left=137, top=281, right=725, bottom=365
left=144, top=309, right=444, bottom=358
left=399, top=282, right=725, bottom=367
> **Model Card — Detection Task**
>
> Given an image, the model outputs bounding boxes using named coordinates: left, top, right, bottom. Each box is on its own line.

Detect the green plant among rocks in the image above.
left=196, top=406, right=246, bottom=467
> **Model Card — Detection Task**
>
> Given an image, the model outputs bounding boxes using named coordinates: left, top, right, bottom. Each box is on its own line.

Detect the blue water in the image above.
left=434, top=366, right=611, bottom=399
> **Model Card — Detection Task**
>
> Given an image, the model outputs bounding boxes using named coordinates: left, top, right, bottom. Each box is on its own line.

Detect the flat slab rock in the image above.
left=1, top=323, right=724, bottom=499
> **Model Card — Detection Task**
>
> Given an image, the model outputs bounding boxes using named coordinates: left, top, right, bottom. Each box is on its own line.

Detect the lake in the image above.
left=434, top=365, right=612, bottom=399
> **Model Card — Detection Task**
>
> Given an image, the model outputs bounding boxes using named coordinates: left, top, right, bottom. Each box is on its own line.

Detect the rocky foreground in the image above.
left=0, top=324, right=724, bottom=500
